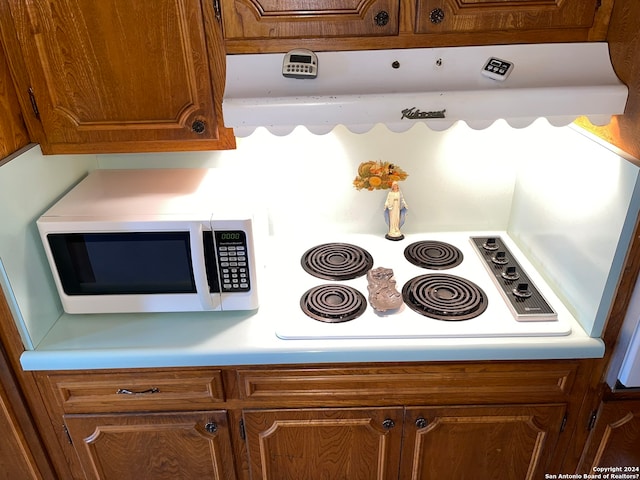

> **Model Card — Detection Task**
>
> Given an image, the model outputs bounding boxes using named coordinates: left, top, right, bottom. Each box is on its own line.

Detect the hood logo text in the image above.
left=401, top=107, right=446, bottom=120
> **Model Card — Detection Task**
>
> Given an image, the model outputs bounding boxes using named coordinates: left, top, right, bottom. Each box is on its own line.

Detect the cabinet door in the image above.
left=4, top=0, right=234, bottom=154
left=221, top=0, right=400, bottom=40
left=243, top=407, right=403, bottom=480
left=64, top=410, right=237, bottom=480
left=578, top=399, right=640, bottom=471
left=402, top=404, right=566, bottom=480
left=415, top=0, right=599, bottom=34
left=0, top=39, right=29, bottom=160
left=0, top=345, right=56, bottom=479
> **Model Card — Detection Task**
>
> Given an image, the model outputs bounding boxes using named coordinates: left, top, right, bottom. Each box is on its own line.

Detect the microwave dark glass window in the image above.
left=47, top=232, right=196, bottom=295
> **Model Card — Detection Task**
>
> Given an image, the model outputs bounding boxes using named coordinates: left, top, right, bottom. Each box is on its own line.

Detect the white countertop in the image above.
left=20, top=233, right=605, bottom=371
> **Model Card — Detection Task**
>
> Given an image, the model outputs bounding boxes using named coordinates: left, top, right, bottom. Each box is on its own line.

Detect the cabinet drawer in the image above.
left=45, top=370, right=225, bottom=413
left=238, top=362, right=579, bottom=405
left=415, top=0, right=598, bottom=34
left=221, top=0, right=400, bottom=40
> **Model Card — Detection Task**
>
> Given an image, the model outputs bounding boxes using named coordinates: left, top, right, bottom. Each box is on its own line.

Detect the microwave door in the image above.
left=45, top=231, right=203, bottom=313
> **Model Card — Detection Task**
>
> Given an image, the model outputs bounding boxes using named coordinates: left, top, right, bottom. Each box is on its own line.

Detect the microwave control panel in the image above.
left=215, top=231, right=251, bottom=292
left=203, top=230, right=252, bottom=293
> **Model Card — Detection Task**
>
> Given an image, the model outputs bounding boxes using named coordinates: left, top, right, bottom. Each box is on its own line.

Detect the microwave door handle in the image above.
left=190, top=224, right=215, bottom=310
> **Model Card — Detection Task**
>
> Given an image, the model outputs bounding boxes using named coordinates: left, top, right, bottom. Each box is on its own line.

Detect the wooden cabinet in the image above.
left=64, top=410, right=237, bottom=480
left=221, top=0, right=611, bottom=53
left=40, top=368, right=236, bottom=480
left=0, top=37, right=29, bottom=160
left=221, top=0, right=400, bottom=40
left=402, top=405, right=566, bottom=479
left=236, top=361, right=588, bottom=477
left=35, top=360, right=595, bottom=479
left=0, top=0, right=235, bottom=154
left=0, top=344, right=56, bottom=479
left=414, top=0, right=599, bottom=35
left=243, top=407, right=404, bottom=479
left=577, top=398, right=640, bottom=472
left=243, top=404, right=566, bottom=480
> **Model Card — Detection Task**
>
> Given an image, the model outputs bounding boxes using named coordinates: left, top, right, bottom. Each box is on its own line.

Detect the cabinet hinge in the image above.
left=588, top=410, right=598, bottom=431
left=560, top=414, right=568, bottom=432
left=239, top=419, right=246, bottom=441
left=62, top=424, right=73, bottom=444
left=28, top=87, right=40, bottom=118
left=213, top=0, right=221, bottom=23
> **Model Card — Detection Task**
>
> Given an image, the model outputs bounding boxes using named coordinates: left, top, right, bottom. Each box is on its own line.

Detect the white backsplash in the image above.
left=97, top=122, right=522, bottom=236
left=509, top=124, right=640, bottom=337
left=0, top=119, right=638, bottom=348
left=0, top=146, right=97, bottom=348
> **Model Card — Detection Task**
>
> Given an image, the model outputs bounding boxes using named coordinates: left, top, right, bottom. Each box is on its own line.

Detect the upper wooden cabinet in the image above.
left=0, top=0, right=235, bottom=154
left=415, top=0, right=599, bottom=34
left=221, top=0, right=400, bottom=40
left=0, top=38, right=29, bottom=160
left=221, top=0, right=611, bottom=53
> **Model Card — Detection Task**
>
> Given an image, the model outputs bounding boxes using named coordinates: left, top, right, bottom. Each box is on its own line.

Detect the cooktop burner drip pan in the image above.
left=402, top=274, right=488, bottom=321
left=404, top=241, right=463, bottom=270
left=301, top=243, right=374, bottom=280
left=300, top=284, right=367, bottom=323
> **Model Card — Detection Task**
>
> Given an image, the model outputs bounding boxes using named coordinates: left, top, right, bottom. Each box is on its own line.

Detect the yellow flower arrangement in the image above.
left=353, top=161, right=408, bottom=191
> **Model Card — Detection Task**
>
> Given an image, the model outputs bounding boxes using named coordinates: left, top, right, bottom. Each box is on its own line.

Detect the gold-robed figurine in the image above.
left=353, top=161, right=409, bottom=241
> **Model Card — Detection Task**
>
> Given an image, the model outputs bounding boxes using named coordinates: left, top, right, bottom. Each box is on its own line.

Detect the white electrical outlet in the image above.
left=481, top=57, right=514, bottom=81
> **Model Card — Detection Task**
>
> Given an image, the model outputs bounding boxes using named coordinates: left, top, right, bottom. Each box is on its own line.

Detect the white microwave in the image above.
left=37, top=169, right=260, bottom=314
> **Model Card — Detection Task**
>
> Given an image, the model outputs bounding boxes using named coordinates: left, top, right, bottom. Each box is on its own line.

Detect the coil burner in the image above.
left=402, top=274, right=488, bottom=321
left=404, top=241, right=463, bottom=270
left=300, top=284, right=367, bottom=323
left=301, top=243, right=374, bottom=280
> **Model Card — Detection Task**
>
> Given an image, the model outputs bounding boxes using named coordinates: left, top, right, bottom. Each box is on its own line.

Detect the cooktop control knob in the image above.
left=483, top=238, right=498, bottom=250
left=513, top=282, right=532, bottom=298
left=492, top=251, right=508, bottom=265
left=501, top=266, right=519, bottom=281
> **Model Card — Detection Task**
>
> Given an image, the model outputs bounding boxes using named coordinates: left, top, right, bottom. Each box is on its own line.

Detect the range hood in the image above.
left=223, top=43, right=628, bottom=137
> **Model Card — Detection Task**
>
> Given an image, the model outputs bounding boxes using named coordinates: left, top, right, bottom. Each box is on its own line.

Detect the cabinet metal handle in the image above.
left=374, top=10, right=390, bottom=27
left=213, top=0, right=221, bottom=23
left=382, top=418, right=395, bottom=429
left=415, top=417, right=428, bottom=429
left=429, top=8, right=445, bottom=24
left=192, top=120, right=206, bottom=134
left=205, top=422, right=218, bottom=433
left=116, top=387, right=160, bottom=395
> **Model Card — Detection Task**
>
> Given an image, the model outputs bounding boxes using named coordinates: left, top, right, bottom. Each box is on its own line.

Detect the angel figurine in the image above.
left=384, top=181, right=408, bottom=241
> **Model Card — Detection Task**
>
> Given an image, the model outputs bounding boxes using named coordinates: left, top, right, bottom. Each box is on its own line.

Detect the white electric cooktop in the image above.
left=271, top=232, right=573, bottom=340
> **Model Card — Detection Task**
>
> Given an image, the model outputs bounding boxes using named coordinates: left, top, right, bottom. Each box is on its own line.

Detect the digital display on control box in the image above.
left=219, top=232, right=242, bottom=241
left=216, top=231, right=247, bottom=244
left=290, top=54, right=312, bottom=64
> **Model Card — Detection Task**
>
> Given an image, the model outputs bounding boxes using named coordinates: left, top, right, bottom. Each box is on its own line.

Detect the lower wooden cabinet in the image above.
left=243, top=407, right=404, bottom=479
left=0, top=345, right=56, bottom=479
left=578, top=398, right=640, bottom=472
left=35, top=360, right=595, bottom=479
left=243, top=404, right=566, bottom=480
left=402, top=405, right=566, bottom=480
left=64, top=410, right=237, bottom=480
